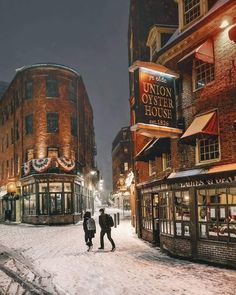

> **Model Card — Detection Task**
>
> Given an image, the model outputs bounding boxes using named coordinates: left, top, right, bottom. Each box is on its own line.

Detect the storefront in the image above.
left=21, top=174, right=94, bottom=225
left=137, top=165, right=236, bottom=267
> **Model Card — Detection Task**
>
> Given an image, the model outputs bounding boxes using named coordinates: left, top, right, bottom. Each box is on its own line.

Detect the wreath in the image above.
left=23, top=161, right=31, bottom=176
left=57, top=157, right=75, bottom=171
left=32, top=158, right=52, bottom=172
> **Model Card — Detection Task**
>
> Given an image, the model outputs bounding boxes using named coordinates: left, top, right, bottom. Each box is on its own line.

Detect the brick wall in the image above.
left=161, top=235, right=192, bottom=257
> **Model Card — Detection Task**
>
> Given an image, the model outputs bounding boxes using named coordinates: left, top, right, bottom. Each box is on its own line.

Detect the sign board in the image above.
left=134, top=68, right=177, bottom=127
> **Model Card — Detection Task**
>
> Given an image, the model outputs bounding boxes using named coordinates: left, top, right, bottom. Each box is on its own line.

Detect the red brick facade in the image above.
left=0, top=64, right=96, bottom=224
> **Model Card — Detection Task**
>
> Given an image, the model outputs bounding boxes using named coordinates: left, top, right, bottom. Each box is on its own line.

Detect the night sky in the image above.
left=0, top=0, right=130, bottom=194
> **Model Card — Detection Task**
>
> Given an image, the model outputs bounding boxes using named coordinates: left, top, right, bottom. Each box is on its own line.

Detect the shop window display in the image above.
left=141, top=194, right=153, bottom=231
left=174, top=191, right=190, bottom=237
left=159, top=192, right=174, bottom=235
left=197, top=187, right=236, bottom=242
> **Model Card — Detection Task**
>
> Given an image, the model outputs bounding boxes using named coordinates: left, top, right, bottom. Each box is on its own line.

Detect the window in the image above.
left=174, top=191, right=190, bottom=237
left=47, top=147, right=59, bottom=158
left=25, top=114, right=33, bottom=135
left=149, top=159, right=157, bottom=176
left=194, top=59, right=214, bottom=90
left=25, top=81, right=33, bottom=99
left=47, top=112, right=59, bottom=133
left=69, top=81, right=77, bottom=102
left=23, top=184, right=36, bottom=215
left=15, top=154, right=20, bottom=175
left=71, top=116, right=78, bottom=136
left=163, top=153, right=171, bottom=170
left=141, top=194, right=153, bottom=231
left=26, top=149, right=34, bottom=161
left=124, top=147, right=128, bottom=153
left=197, top=188, right=236, bottom=243
left=197, top=137, right=219, bottom=163
left=184, top=0, right=201, bottom=25
left=46, top=78, right=58, bottom=97
left=160, top=192, right=174, bottom=235
left=124, top=162, right=129, bottom=171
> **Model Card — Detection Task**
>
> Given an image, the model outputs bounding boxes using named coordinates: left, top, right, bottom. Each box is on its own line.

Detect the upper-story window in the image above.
left=25, top=81, right=33, bottom=99
left=193, top=59, right=214, bottom=90
left=25, top=114, right=33, bottom=135
left=47, top=147, right=59, bottom=158
left=147, top=25, right=176, bottom=61
left=163, top=153, right=171, bottom=170
left=184, top=0, right=201, bottom=25
left=124, top=162, right=129, bottom=172
left=149, top=159, right=157, bottom=176
left=69, top=81, right=77, bottom=102
left=46, top=78, right=59, bottom=97
left=71, top=116, right=78, bottom=136
left=197, top=137, right=220, bottom=163
left=177, top=0, right=208, bottom=31
left=26, top=148, right=34, bottom=161
left=47, top=112, right=59, bottom=133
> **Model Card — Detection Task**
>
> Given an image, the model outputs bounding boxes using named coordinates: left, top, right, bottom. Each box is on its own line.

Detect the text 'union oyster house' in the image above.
left=0, top=63, right=97, bottom=224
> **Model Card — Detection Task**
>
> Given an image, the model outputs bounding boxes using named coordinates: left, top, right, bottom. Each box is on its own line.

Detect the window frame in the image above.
left=46, top=78, right=59, bottom=98
left=196, top=137, right=220, bottom=164
left=47, top=112, right=59, bottom=133
left=25, top=114, right=34, bottom=135
left=193, top=58, right=215, bottom=91
left=25, top=81, right=33, bottom=100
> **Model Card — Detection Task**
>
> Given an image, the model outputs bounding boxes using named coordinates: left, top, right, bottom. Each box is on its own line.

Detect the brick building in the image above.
left=0, top=63, right=97, bottom=224
left=129, top=0, right=236, bottom=267
left=111, top=127, right=132, bottom=211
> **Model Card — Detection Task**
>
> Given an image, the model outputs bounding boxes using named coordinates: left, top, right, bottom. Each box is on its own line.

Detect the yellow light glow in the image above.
left=220, top=17, right=231, bottom=29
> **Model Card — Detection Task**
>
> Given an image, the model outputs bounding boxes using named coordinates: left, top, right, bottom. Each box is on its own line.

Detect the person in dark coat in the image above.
left=83, top=211, right=96, bottom=251
left=98, top=208, right=116, bottom=251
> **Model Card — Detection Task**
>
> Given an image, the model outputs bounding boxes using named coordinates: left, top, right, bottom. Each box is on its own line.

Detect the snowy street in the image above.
left=0, top=209, right=236, bottom=295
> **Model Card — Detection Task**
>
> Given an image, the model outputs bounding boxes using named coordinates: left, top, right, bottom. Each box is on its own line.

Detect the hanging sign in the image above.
left=134, top=68, right=177, bottom=127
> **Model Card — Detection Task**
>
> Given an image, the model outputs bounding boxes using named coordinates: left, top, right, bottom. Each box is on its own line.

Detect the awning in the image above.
left=131, top=123, right=182, bottom=138
left=180, top=111, right=218, bottom=144
left=178, top=39, right=214, bottom=64
left=135, top=137, right=170, bottom=162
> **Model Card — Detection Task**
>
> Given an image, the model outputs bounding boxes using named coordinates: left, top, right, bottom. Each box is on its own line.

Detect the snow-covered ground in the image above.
left=0, top=208, right=235, bottom=295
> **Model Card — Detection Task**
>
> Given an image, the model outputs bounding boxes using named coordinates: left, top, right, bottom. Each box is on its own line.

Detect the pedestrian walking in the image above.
left=98, top=208, right=116, bottom=251
left=83, top=211, right=96, bottom=251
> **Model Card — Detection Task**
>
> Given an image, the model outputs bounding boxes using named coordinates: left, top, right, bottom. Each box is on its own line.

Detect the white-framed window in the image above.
left=149, top=159, right=157, bottom=176
left=193, top=59, right=215, bottom=90
left=184, top=0, right=201, bottom=25
left=176, top=0, right=208, bottom=31
left=196, top=137, right=220, bottom=163
left=124, top=147, right=128, bottom=153
left=124, top=162, right=129, bottom=171
left=163, top=153, right=171, bottom=170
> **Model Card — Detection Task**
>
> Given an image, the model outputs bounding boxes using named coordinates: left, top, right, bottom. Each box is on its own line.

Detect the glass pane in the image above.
left=198, top=206, right=207, bottom=221
left=184, top=223, right=190, bottom=236
left=64, top=183, right=72, bottom=192
left=176, top=222, right=182, bottom=236
left=228, top=188, right=236, bottom=205
left=30, top=194, right=36, bottom=215
left=39, top=183, right=48, bottom=193
left=49, top=182, right=62, bottom=192
left=199, top=223, right=207, bottom=238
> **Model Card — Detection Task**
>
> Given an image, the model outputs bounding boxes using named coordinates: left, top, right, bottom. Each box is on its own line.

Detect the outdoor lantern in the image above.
left=7, top=182, right=17, bottom=195
left=229, top=25, right=236, bottom=43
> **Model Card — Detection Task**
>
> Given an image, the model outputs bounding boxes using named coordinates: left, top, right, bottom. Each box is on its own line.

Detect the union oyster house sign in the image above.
left=134, top=67, right=177, bottom=128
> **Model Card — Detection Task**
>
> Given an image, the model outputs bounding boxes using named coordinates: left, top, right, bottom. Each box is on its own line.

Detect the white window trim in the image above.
left=175, top=0, right=208, bottom=31
left=149, top=159, right=156, bottom=176
left=192, top=58, right=215, bottom=91
left=162, top=153, right=171, bottom=171
left=195, top=137, right=221, bottom=165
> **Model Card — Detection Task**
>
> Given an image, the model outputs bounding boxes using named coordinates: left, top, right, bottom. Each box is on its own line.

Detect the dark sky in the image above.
left=0, top=0, right=130, bottom=193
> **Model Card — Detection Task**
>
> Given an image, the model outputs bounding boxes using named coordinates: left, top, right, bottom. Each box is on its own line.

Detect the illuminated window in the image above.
left=194, top=59, right=215, bottom=90
left=124, top=147, right=128, bottom=153
left=25, top=114, right=33, bottom=135
left=48, top=147, right=59, bottom=158
left=47, top=112, right=59, bottom=133
left=149, top=159, right=157, bottom=176
left=162, top=153, right=171, bottom=170
left=197, top=137, right=220, bottom=163
left=46, top=79, right=58, bottom=97
left=184, top=0, right=201, bottom=25
left=26, top=149, right=34, bottom=161
left=25, top=81, right=33, bottom=99
left=124, top=162, right=129, bottom=171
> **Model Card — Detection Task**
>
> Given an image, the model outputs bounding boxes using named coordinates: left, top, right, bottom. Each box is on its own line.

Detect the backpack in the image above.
left=87, top=218, right=96, bottom=231
left=106, top=214, right=114, bottom=227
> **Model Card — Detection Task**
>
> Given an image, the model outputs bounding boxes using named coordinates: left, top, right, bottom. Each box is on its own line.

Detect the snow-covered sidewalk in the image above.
left=0, top=209, right=235, bottom=295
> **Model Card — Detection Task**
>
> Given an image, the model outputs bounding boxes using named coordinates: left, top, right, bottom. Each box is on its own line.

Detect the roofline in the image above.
left=15, top=63, right=81, bottom=76
left=156, top=0, right=234, bottom=60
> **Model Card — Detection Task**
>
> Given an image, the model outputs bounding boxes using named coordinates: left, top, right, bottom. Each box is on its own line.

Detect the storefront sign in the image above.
left=178, top=176, right=235, bottom=188
left=134, top=68, right=177, bottom=127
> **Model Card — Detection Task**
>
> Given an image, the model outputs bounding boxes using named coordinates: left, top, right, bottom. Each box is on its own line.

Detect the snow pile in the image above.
left=0, top=209, right=235, bottom=295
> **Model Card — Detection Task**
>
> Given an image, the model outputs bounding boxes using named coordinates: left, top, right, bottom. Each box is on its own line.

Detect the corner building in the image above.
left=0, top=64, right=96, bottom=224
left=129, top=0, right=236, bottom=267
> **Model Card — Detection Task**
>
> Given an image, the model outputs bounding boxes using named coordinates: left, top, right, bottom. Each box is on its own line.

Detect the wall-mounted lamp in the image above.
left=219, top=16, right=232, bottom=29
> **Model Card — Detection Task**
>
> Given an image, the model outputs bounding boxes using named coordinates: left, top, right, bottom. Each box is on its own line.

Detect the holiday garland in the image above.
left=57, top=157, right=75, bottom=171
left=23, top=161, right=31, bottom=176
left=32, top=158, right=52, bottom=172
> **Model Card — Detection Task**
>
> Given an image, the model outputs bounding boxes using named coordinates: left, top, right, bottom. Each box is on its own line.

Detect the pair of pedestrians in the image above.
left=83, top=208, right=116, bottom=252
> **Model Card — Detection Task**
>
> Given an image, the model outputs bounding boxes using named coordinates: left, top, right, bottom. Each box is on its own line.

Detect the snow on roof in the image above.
left=15, top=63, right=81, bottom=76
